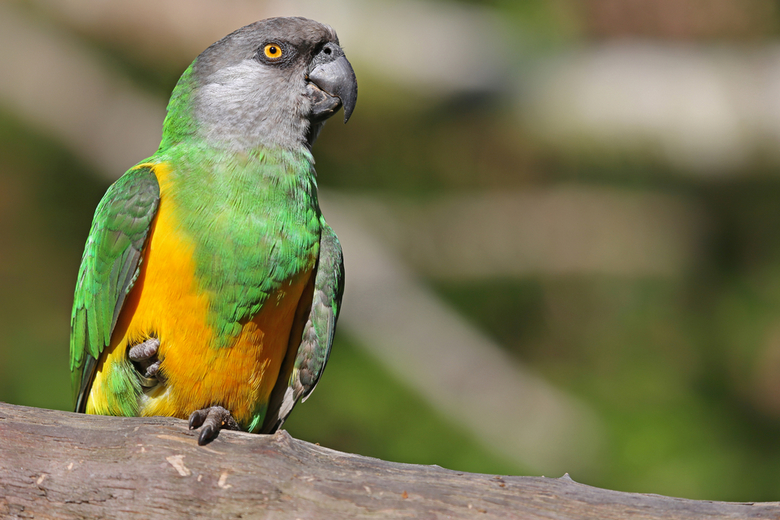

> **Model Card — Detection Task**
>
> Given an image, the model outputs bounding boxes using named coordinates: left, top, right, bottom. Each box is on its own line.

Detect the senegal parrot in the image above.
left=69, top=17, right=356, bottom=444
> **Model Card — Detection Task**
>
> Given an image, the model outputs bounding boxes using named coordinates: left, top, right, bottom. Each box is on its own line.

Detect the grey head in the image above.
left=190, top=17, right=357, bottom=152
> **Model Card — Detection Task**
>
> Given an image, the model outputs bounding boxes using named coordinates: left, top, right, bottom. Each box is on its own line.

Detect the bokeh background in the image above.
left=3, top=0, right=780, bottom=502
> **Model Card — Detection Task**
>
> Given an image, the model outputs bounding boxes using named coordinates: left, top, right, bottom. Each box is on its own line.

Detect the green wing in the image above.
left=70, top=166, right=161, bottom=412
left=262, top=219, right=344, bottom=433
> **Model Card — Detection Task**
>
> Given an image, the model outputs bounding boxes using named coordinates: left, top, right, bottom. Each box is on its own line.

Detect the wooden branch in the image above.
left=0, top=402, right=775, bottom=519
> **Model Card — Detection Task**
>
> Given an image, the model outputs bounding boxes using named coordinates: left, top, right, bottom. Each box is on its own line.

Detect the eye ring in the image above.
left=263, top=43, right=284, bottom=60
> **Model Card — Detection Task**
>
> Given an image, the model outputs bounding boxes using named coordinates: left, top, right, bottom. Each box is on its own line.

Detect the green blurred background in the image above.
left=4, top=0, right=780, bottom=503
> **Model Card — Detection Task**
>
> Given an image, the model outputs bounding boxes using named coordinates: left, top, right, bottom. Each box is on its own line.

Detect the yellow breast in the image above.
left=86, top=163, right=313, bottom=428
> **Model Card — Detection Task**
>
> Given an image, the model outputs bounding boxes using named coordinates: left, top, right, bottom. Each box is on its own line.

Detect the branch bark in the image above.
left=0, top=402, right=776, bottom=519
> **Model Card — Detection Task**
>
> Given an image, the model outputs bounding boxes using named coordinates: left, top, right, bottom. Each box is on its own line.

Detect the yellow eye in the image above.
left=263, top=43, right=283, bottom=60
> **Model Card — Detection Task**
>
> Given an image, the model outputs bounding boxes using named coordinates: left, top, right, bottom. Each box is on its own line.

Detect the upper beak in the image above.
left=308, top=52, right=358, bottom=123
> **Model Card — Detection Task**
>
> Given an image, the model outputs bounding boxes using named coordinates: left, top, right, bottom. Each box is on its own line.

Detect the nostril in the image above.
left=323, top=47, right=332, bottom=55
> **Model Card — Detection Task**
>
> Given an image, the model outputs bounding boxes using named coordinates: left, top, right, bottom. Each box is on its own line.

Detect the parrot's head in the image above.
left=174, top=17, right=358, bottom=152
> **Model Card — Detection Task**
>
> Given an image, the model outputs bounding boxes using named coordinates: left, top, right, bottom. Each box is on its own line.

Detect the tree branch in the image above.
left=0, top=402, right=775, bottom=519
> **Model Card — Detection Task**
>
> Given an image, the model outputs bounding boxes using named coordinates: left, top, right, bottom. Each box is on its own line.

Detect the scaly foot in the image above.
left=128, top=337, right=161, bottom=386
left=188, top=406, right=240, bottom=445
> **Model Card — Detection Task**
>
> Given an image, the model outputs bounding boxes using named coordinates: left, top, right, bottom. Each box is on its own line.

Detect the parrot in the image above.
left=69, top=17, right=356, bottom=445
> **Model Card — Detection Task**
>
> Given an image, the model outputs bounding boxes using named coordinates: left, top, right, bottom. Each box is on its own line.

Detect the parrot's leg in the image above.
left=188, top=406, right=240, bottom=445
left=128, top=337, right=162, bottom=386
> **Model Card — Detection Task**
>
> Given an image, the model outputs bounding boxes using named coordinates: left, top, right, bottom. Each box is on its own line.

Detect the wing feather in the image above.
left=261, top=219, right=344, bottom=433
left=70, top=166, right=160, bottom=412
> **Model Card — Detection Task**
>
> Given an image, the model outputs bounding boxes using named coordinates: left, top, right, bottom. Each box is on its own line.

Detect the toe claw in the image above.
left=198, top=425, right=215, bottom=446
left=188, top=410, right=206, bottom=430
left=188, top=406, right=238, bottom=445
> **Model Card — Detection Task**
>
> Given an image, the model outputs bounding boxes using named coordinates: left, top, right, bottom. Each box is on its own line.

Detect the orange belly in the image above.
left=86, top=163, right=313, bottom=429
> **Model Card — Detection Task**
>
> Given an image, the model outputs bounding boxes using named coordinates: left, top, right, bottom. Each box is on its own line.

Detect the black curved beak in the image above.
left=308, top=44, right=358, bottom=123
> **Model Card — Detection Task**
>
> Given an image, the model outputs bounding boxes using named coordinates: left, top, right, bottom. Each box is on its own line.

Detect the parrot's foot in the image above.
left=188, top=406, right=240, bottom=445
left=128, top=337, right=162, bottom=387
